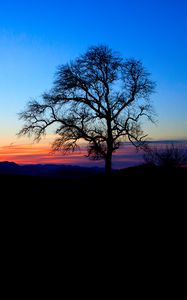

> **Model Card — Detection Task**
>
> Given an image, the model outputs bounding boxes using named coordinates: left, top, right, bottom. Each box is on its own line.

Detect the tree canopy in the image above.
left=19, top=45, right=155, bottom=174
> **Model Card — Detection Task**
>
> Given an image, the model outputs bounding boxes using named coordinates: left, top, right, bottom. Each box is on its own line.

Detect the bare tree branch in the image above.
left=18, top=45, right=156, bottom=174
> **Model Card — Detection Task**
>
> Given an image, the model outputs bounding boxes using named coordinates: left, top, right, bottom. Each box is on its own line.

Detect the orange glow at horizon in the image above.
left=0, top=143, right=87, bottom=165
left=2, top=140, right=185, bottom=168
left=0, top=142, right=144, bottom=168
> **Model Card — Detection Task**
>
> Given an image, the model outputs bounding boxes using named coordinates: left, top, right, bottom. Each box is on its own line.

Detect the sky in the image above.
left=0, top=0, right=186, bottom=166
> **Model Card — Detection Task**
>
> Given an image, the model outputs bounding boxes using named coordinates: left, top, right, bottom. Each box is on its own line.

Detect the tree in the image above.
left=18, top=45, right=155, bottom=175
left=143, top=143, right=187, bottom=168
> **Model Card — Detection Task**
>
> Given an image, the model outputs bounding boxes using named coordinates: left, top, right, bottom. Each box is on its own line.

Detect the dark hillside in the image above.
left=1, top=164, right=186, bottom=199
left=1, top=165, right=186, bottom=241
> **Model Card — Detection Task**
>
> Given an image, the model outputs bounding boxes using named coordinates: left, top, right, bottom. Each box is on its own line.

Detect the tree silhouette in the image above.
left=18, top=45, right=155, bottom=175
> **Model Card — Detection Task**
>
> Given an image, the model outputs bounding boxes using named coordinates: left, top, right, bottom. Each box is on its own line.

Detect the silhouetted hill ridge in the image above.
left=0, top=162, right=186, bottom=202
left=0, top=161, right=104, bottom=179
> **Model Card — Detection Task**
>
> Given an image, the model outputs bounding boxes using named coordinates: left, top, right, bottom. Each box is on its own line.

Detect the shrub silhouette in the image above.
left=143, top=144, right=187, bottom=168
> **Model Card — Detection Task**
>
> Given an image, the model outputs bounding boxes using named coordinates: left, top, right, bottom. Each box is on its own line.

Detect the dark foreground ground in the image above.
left=1, top=164, right=186, bottom=199
left=1, top=164, right=186, bottom=257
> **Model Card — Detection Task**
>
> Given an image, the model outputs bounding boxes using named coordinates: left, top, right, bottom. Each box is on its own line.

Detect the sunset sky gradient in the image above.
left=0, top=0, right=186, bottom=166
left=1, top=142, right=143, bottom=168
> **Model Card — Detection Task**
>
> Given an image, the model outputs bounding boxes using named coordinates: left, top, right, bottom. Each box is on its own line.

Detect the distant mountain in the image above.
left=0, top=161, right=104, bottom=179
left=0, top=162, right=21, bottom=173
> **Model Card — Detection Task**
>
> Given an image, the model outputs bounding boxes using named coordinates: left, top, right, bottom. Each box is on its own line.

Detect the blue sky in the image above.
left=0, top=0, right=186, bottom=146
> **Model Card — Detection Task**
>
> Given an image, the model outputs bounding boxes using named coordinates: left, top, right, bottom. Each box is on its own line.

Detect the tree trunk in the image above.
left=105, top=150, right=112, bottom=176
left=105, top=116, right=113, bottom=176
